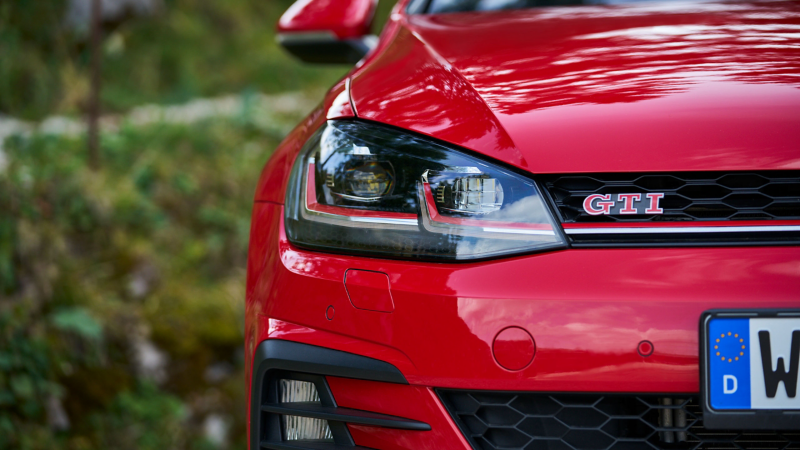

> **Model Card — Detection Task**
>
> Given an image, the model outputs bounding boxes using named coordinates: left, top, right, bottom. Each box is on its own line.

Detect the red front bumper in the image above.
left=246, top=201, right=800, bottom=449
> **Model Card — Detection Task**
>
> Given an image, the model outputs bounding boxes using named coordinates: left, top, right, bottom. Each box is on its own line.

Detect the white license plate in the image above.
left=705, top=315, right=800, bottom=411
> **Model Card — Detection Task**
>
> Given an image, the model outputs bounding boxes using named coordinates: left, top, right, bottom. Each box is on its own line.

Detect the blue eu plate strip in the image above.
left=708, top=318, right=752, bottom=410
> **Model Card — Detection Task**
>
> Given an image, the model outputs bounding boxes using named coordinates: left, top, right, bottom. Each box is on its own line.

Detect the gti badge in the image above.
left=583, top=193, right=664, bottom=215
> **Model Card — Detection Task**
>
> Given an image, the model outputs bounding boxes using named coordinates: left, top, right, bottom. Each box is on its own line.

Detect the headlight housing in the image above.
left=285, top=120, right=566, bottom=260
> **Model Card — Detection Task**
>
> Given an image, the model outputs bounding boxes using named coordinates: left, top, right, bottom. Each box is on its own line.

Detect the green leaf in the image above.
left=50, top=308, right=103, bottom=341
left=0, top=352, right=13, bottom=370
left=10, top=374, right=34, bottom=399
left=0, top=390, right=15, bottom=405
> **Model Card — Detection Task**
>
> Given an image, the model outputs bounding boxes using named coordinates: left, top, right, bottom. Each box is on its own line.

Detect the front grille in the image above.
left=438, top=391, right=800, bottom=450
left=541, top=171, right=800, bottom=223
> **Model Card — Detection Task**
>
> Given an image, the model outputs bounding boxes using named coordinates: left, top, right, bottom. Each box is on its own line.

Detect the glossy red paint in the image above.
left=492, top=327, right=536, bottom=371
left=246, top=202, right=800, bottom=447
left=350, top=0, right=800, bottom=173
left=248, top=203, right=800, bottom=392
left=344, top=269, right=395, bottom=313
left=638, top=340, right=655, bottom=357
left=327, top=377, right=472, bottom=449
left=324, top=78, right=355, bottom=119
left=278, top=0, right=376, bottom=39
left=249, top=1, right=800, bottom=447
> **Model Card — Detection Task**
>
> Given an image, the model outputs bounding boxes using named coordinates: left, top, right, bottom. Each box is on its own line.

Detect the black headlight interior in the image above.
left=285, top=120, right=566, bottom=260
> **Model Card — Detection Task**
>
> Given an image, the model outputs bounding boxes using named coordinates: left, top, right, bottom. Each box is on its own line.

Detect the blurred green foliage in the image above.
left=0, top=0, right=352, bottom=120
left=0, top=111, right=298, bottom=448
left=2, top=1, right=397, bottom=448
left=0, top=1, right=72, bottom=120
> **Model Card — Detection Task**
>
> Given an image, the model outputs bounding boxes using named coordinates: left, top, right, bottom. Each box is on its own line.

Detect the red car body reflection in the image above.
left=247, top=0, right=800, bottom=448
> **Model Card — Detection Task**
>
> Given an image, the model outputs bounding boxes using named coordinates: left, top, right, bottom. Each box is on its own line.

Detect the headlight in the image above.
left=285, top=120, right=566, bottom=260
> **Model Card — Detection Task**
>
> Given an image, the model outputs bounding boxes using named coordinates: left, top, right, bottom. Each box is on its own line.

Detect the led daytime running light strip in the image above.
left=565, top=225, right=800, bottom=235
left=302, top=161, right=557, bottom=238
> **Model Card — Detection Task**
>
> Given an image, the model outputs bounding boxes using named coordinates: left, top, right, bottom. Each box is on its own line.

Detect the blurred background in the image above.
left=0, top=1, right=391, bottom=448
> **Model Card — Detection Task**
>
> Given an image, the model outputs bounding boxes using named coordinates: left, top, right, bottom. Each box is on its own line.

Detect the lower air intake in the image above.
left=437, top=391, right=800, bottom=450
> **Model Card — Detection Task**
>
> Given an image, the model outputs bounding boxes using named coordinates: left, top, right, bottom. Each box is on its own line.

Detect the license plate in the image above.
left=700, top=310, right=800, bottom=429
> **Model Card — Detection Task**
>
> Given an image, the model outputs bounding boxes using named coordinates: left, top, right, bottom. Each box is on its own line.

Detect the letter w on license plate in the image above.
left=701, top=310, right=800, bottom=429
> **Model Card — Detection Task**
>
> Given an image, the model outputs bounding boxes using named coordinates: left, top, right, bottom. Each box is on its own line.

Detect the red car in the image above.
left=246, top=0, right=800, bottom=448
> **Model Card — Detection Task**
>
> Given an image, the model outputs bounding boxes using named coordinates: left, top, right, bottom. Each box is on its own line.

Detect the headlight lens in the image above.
left=285, top=120, right=566, bottom=260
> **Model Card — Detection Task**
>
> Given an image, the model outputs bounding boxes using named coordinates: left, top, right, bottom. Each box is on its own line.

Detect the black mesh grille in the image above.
left=438, top=391, right=800, bottom=450
left=540, top=171, right=800, bottom=223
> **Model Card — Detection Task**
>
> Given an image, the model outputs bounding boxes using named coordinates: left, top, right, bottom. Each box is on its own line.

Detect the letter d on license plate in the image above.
left=700, top=310, right=800, bottom=429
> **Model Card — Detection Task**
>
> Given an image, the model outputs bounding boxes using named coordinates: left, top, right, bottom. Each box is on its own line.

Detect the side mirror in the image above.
left=278, top=0, right=379, bottom=64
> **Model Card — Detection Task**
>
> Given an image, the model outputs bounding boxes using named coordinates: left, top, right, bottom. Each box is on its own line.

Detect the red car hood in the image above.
left=350, top=0, right=800, bottom=173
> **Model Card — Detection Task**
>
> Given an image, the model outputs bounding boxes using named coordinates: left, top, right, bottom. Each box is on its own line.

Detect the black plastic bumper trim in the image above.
left=251, top=339, right=409, bottom=450
left=261, top=402, right=431, bottom=431
left=252, top=339, right=407, bottom=385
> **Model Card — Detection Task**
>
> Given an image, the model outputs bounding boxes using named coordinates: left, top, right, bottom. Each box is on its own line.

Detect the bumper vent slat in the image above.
left=251, top=341, right=418, bottom=450
left=438, top=391, right=800, bottom=450
left=261, top=402, right=431, bottom=431
left=261, top=442, right=374, bottom=450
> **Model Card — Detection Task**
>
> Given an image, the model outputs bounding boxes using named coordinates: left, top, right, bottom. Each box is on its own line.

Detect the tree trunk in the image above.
left=88, top=0, right=101, bottom=169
